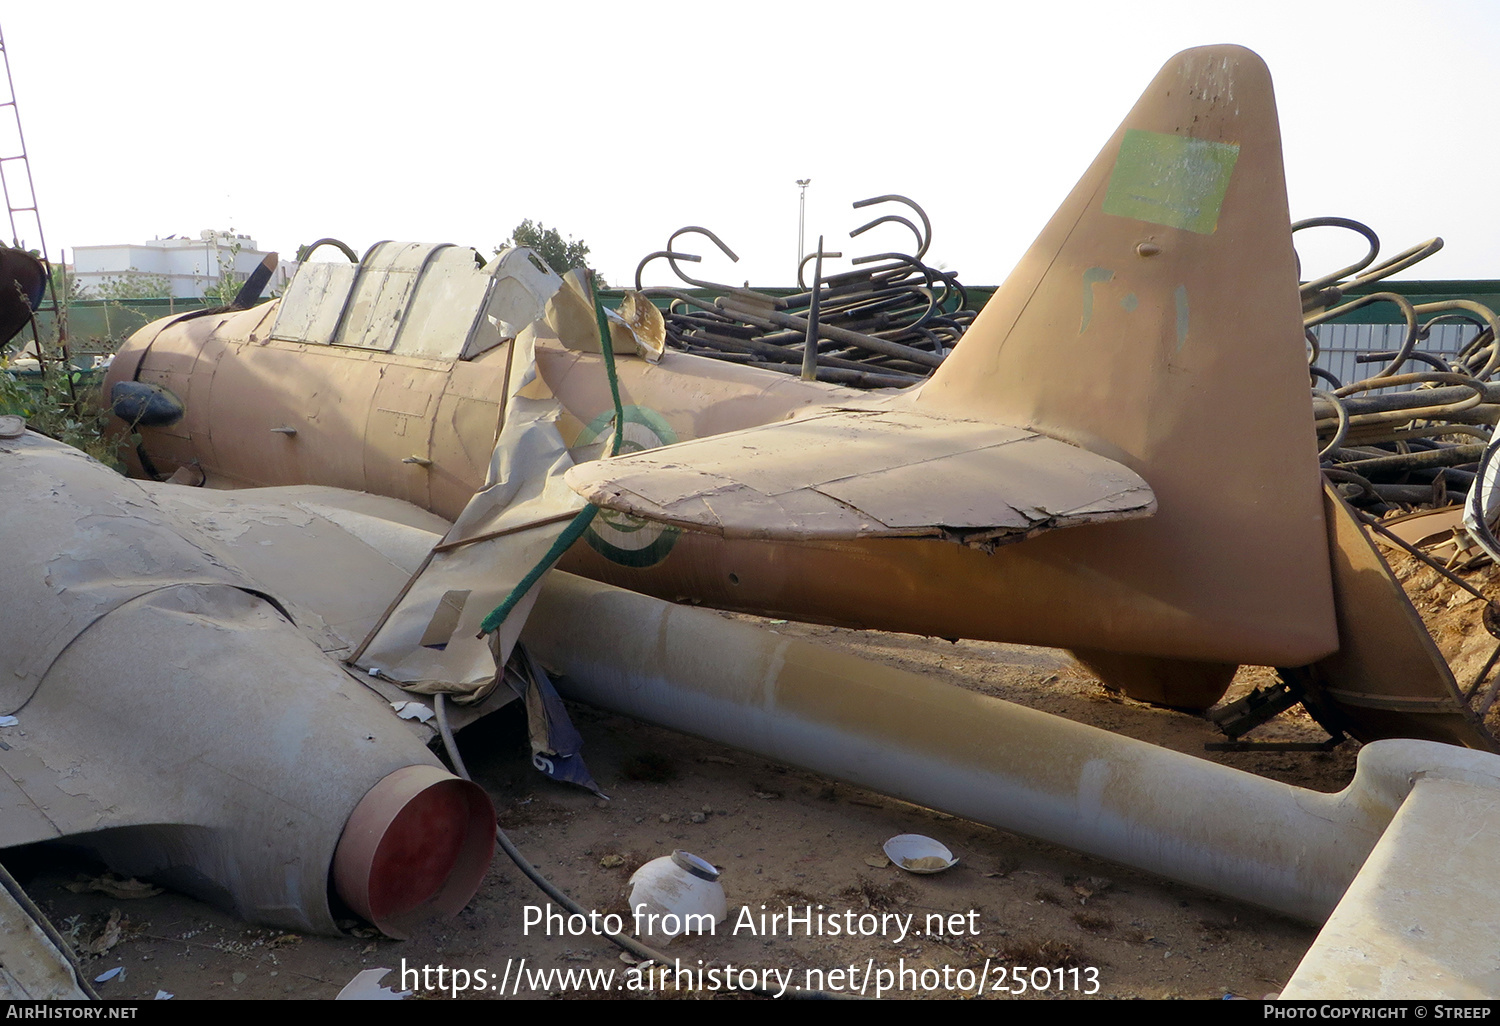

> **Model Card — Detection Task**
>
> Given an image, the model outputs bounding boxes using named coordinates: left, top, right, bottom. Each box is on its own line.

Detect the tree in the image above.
left=204, top=240, right=246, bottom=307
left=94, top=270, right=172, bottom=301
left=498, top=220, right=605, bottom=287
left=59, top=263, right=88, bottom=303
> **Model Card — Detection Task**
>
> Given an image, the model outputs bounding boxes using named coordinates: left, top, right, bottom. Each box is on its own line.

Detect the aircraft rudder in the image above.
left=914, top=44, right=1338, bottom=698
left=916, top=44, right=1302, bottom=458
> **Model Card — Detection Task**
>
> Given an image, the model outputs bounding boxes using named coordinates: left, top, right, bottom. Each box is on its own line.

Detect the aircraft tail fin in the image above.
left=912, top=45, right=1337, bottom=675
left=920, top=46, right=1306, bottom=441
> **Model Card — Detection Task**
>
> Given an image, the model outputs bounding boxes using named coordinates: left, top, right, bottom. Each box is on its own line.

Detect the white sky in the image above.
left=4, top=1, right=1498, bottom=287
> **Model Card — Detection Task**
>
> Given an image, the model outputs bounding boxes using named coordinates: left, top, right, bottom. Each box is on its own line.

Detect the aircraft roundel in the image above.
left=577, top=406, right=681, bottom=567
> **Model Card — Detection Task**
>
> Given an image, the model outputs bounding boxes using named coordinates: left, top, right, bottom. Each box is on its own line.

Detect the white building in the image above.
left=72, top=230, right=297, bottom=300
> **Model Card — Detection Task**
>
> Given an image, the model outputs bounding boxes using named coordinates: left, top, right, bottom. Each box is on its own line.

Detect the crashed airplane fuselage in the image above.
left=103, top=45, right=1485, bottom=750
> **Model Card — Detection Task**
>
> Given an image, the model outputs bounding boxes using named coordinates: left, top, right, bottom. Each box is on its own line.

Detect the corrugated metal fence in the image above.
left=1309, top=321, right=1475, bottom=389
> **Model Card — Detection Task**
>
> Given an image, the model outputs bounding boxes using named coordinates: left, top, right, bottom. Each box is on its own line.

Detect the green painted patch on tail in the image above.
left=1103, top=130, right=1239, bottom=234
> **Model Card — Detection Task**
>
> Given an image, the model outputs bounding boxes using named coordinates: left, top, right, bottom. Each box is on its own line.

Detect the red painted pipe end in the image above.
left=333, top=765, right=495, bottom=939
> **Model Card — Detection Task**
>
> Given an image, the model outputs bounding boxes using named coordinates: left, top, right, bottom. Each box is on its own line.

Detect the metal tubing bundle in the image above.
left=634, top=197, right=978, bottom=389
left=1301, top=218, right=1500, bottom=512
left=634, top=209, right=1496, bottom=513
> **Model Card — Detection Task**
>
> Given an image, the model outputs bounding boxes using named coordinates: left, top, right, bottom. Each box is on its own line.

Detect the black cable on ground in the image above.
left=434, top=694, right=848, bottom=1000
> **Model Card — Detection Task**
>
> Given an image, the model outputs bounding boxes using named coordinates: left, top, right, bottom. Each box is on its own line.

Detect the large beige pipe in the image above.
left=525, top=573, right=1500, bottom=925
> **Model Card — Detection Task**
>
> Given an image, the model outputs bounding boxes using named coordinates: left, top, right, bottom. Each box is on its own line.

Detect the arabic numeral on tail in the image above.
left=533, top=754, right=554, bottom=774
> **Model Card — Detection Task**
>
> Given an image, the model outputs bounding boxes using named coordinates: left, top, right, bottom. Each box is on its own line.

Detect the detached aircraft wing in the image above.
left=565, top=406, right=1155, bottom=545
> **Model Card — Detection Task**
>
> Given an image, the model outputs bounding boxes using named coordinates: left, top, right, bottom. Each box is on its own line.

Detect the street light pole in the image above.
left=796, top=178, right=811, bottom=268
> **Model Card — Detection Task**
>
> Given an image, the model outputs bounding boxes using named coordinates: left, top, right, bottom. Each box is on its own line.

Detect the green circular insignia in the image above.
left=577, top=405, right=682, bottom=568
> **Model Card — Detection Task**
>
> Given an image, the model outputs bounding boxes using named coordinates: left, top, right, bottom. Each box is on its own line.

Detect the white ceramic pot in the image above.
left=627, top=850, right=727, bottom=941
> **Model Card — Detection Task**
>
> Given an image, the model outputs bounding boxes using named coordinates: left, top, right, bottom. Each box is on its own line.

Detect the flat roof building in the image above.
left=72, top=230, right=295, bottom=300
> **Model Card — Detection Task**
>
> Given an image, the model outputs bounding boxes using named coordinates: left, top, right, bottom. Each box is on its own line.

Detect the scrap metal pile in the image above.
left=635, top=196, right=977, bottom=390
left=633, top=204, right=1499, bottom=517
left=1303, top=218, right=1500, bottom=513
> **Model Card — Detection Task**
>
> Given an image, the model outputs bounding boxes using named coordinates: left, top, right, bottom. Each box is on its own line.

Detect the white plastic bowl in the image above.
left=883, top=834, right=958, bottom=874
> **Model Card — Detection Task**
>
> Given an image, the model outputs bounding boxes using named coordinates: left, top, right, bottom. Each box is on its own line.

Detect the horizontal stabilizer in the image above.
left=565, top=408, right=1154, bottom=544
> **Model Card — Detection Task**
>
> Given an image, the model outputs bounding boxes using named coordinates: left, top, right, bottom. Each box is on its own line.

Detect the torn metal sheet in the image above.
left=345, top=267, right=693, bottom=701
left=129, top=481, right=526, bottom=734
left=567, top=406, right=1154, bottom=544
left=351, top=297, right=591, bottom=700
left=607, top=290, right=666, bottom=363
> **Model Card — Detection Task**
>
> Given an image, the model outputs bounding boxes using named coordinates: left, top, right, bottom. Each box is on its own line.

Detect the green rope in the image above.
left=476, top=505, right=599, bottom=636
left=477, top=276, right=625, bottom=638
left=591, top=279, right=625, bottom=459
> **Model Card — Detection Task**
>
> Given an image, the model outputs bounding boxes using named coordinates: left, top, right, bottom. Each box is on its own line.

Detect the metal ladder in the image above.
left=0, top=21, right=67, bottom=366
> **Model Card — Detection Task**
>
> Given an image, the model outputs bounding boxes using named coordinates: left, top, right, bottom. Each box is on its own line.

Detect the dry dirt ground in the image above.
left=8, top=616, right=1359, bottom=1002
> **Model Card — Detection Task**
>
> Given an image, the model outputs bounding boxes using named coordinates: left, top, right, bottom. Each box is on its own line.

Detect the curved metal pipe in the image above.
left=634, top=249, right=701, bottom=291
left=296, top=237, right=360, bottom=263
left=852, top=195, right=932, bottom=259
left=1295, top=216, right=1380, bottom=299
